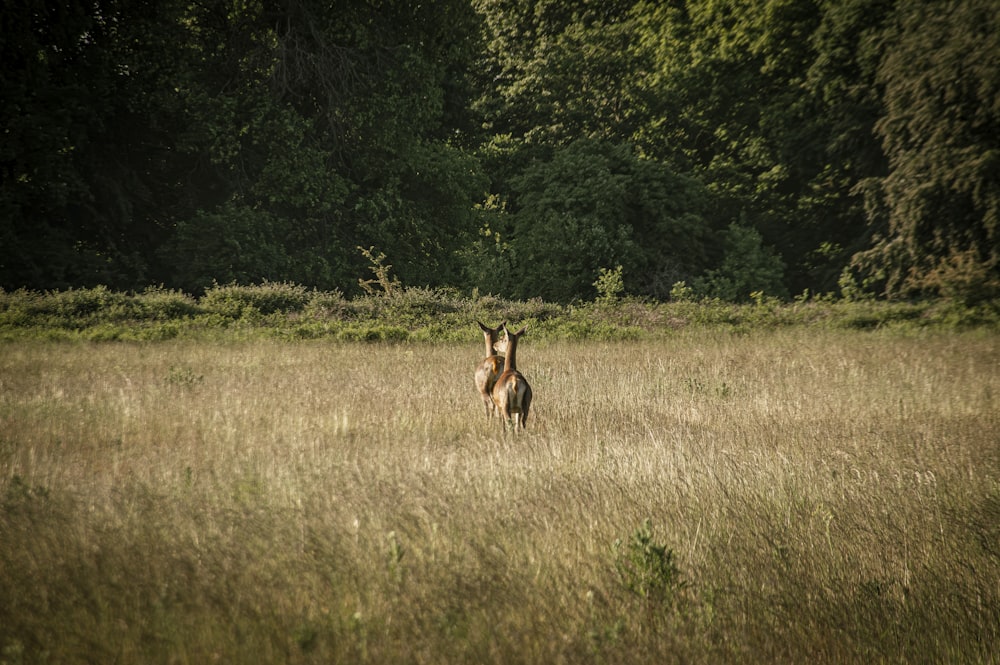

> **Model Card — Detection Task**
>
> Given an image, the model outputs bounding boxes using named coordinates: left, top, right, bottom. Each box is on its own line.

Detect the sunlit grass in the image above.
left=1, top=329, right=998, bottom=663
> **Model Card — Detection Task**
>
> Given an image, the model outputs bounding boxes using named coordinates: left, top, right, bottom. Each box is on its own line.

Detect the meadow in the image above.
left=1, top=327, right=998, bottom=663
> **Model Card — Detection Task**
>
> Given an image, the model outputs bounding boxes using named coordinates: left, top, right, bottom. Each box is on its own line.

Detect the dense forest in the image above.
left=2, top=0, right=998, bottom=304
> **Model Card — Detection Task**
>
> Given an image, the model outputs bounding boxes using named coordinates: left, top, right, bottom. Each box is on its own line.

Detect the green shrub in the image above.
left=83, top=323, right=123, bottom=341
left=594, top=265, right=625, bottom=304
left=669, top=281, right=696, bottom=302
left=692, top=224, right=788, bottom=302
left=0, top=286, right=135, bottom=327
left=201, top=282, right=312, bottom=317
left=613, top=519, right=687, bottom=606
left=135, top=286, right=200, bottom=320
left=377, top=287, right=463, bottom=318
left=335, top=323, right=410, bottom=342
left=132, top=323, right=182, bottom=341
left=49, top=286, right=127, bottom=318
left=830, top=300, right=927, bottom=330
left=0, top=282, right=995, bottom=340
left=925, top=299, right=1000, bottom=328
left=0, top=289, right=37, bottom=326
left=303, top=289, right=349, bottom=319
left=540, top=316, right=643, bottom=341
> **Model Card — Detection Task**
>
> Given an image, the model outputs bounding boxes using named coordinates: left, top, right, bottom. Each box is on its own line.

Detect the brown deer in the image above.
left=491, top=324, right=532, bottom=430
left=474, top=321, right=506, bottom=418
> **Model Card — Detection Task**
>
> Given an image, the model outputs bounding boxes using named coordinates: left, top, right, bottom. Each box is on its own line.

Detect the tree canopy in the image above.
left=2, top=0, right=996, bottom=303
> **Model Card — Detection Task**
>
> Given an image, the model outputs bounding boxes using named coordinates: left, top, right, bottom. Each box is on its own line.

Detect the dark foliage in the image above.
left=2, top=0, right=996, bottom=304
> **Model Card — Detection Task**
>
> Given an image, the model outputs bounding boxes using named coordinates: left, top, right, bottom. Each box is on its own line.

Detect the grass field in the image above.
left=1, top=328, right=998, bottom=663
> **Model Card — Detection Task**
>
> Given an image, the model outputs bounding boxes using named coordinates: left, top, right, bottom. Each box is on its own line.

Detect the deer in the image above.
left=474, top=321, right=506, bottom=418
left=491, top=324, right=532, bottom=430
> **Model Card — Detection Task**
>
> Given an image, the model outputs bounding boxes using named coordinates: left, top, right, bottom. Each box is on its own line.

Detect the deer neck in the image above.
left=504, top=339, right=517, bottom=371
left=485, top=332, right=499, bottom=357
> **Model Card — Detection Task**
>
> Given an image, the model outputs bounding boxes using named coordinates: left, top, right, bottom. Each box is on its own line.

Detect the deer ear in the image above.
left=477, top=321, right=489, bottom=332
left=514, top=326, right=527, bottom=336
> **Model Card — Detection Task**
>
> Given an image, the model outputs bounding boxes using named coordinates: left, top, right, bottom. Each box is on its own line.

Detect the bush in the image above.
left=692, top=223, right=788, bottom=302
left=135, top=286, right=200, bottom=320
left=303, top=289, right=349, bottom=319
left=201, top=282, right=312, bottom=317
left=45, top=286, right=140, bottom=324
left=613, top=519, right=687, bottom=606
left=594, top=265, right=625, bottom=304
left=0, top=286, right=134, bottom=327
left=0, top=283, right=995, bottom=340
left=335, top=324, right=410, bottom=342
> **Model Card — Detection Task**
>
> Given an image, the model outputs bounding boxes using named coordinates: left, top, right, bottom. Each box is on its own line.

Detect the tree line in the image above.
left=2, top=0, right=998, bottom=304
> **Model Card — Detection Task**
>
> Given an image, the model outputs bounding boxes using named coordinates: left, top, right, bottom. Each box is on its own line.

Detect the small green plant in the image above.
left=3, top=475, right=50, bottom=511
left=750, top=290, right=778, bottom=307
left=1, top=638, right=25, bottom=665
left=293, top=623, right=319, bottom=653
left=670, top=280, right=696, bottom=302
left=594, top=265, right=625, bottom=304
left=387, top=530, right=405, bottom=584
left=838, top=266, right=877, bottom=302
left=613, top=519, right=686, bottom=604
left=681, top=377, right=705, bottom=394
left=358, top=246, right=402, bottom=297
left=165, top=365, right=203, bottom=387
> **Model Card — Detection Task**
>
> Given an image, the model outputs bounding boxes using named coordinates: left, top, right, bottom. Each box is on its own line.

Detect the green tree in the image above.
left=470, top=2, right=724, bottom=302
left=852, top=0, right=1000, bottom=302
left=164, top=0, right=487, bottom=293
left=0, top=0, right=197, bottom=289
left=2, top=0, right=487, bottom=294
left=493, top=140, right=713, bottom=302
left=693, top=222, right=788, bottom=301
left=634, top=0, right=832, bottom=295
left=795, top=0, right=895, bottom=292
left=473, top=0, right=647, bottom=147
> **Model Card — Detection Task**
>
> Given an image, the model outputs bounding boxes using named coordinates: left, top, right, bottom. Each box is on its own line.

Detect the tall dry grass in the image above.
left=1, top=329, right=998, bottom=663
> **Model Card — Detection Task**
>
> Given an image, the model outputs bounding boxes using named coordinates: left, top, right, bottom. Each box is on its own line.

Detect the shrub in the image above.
left=201, top=282, right=312, bottom=317
left=613, top=519, right=687, bottom=606
left=692, top=223, right=788, bottom=302
left=669, top=281, right=696, bottom=302
left=379, top=287, right=463, bottom=318
left=594, top=265, right=626, bottom=304
left=335, top=323, right=410, bottom=342
left=36, top=286, right=139, bottom=325
left=915, top=247, right=1000, bottom=306
left=0, top=289, right=38, bottom=326
left=135, top=286, right=200, bottom=320
left=0, top=286, right=134, bottom=327
left=303, top=289, right=348, bottom=319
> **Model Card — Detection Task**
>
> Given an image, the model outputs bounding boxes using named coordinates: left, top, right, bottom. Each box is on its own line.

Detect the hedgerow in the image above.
left=0, top=284, right=996, bottom=342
